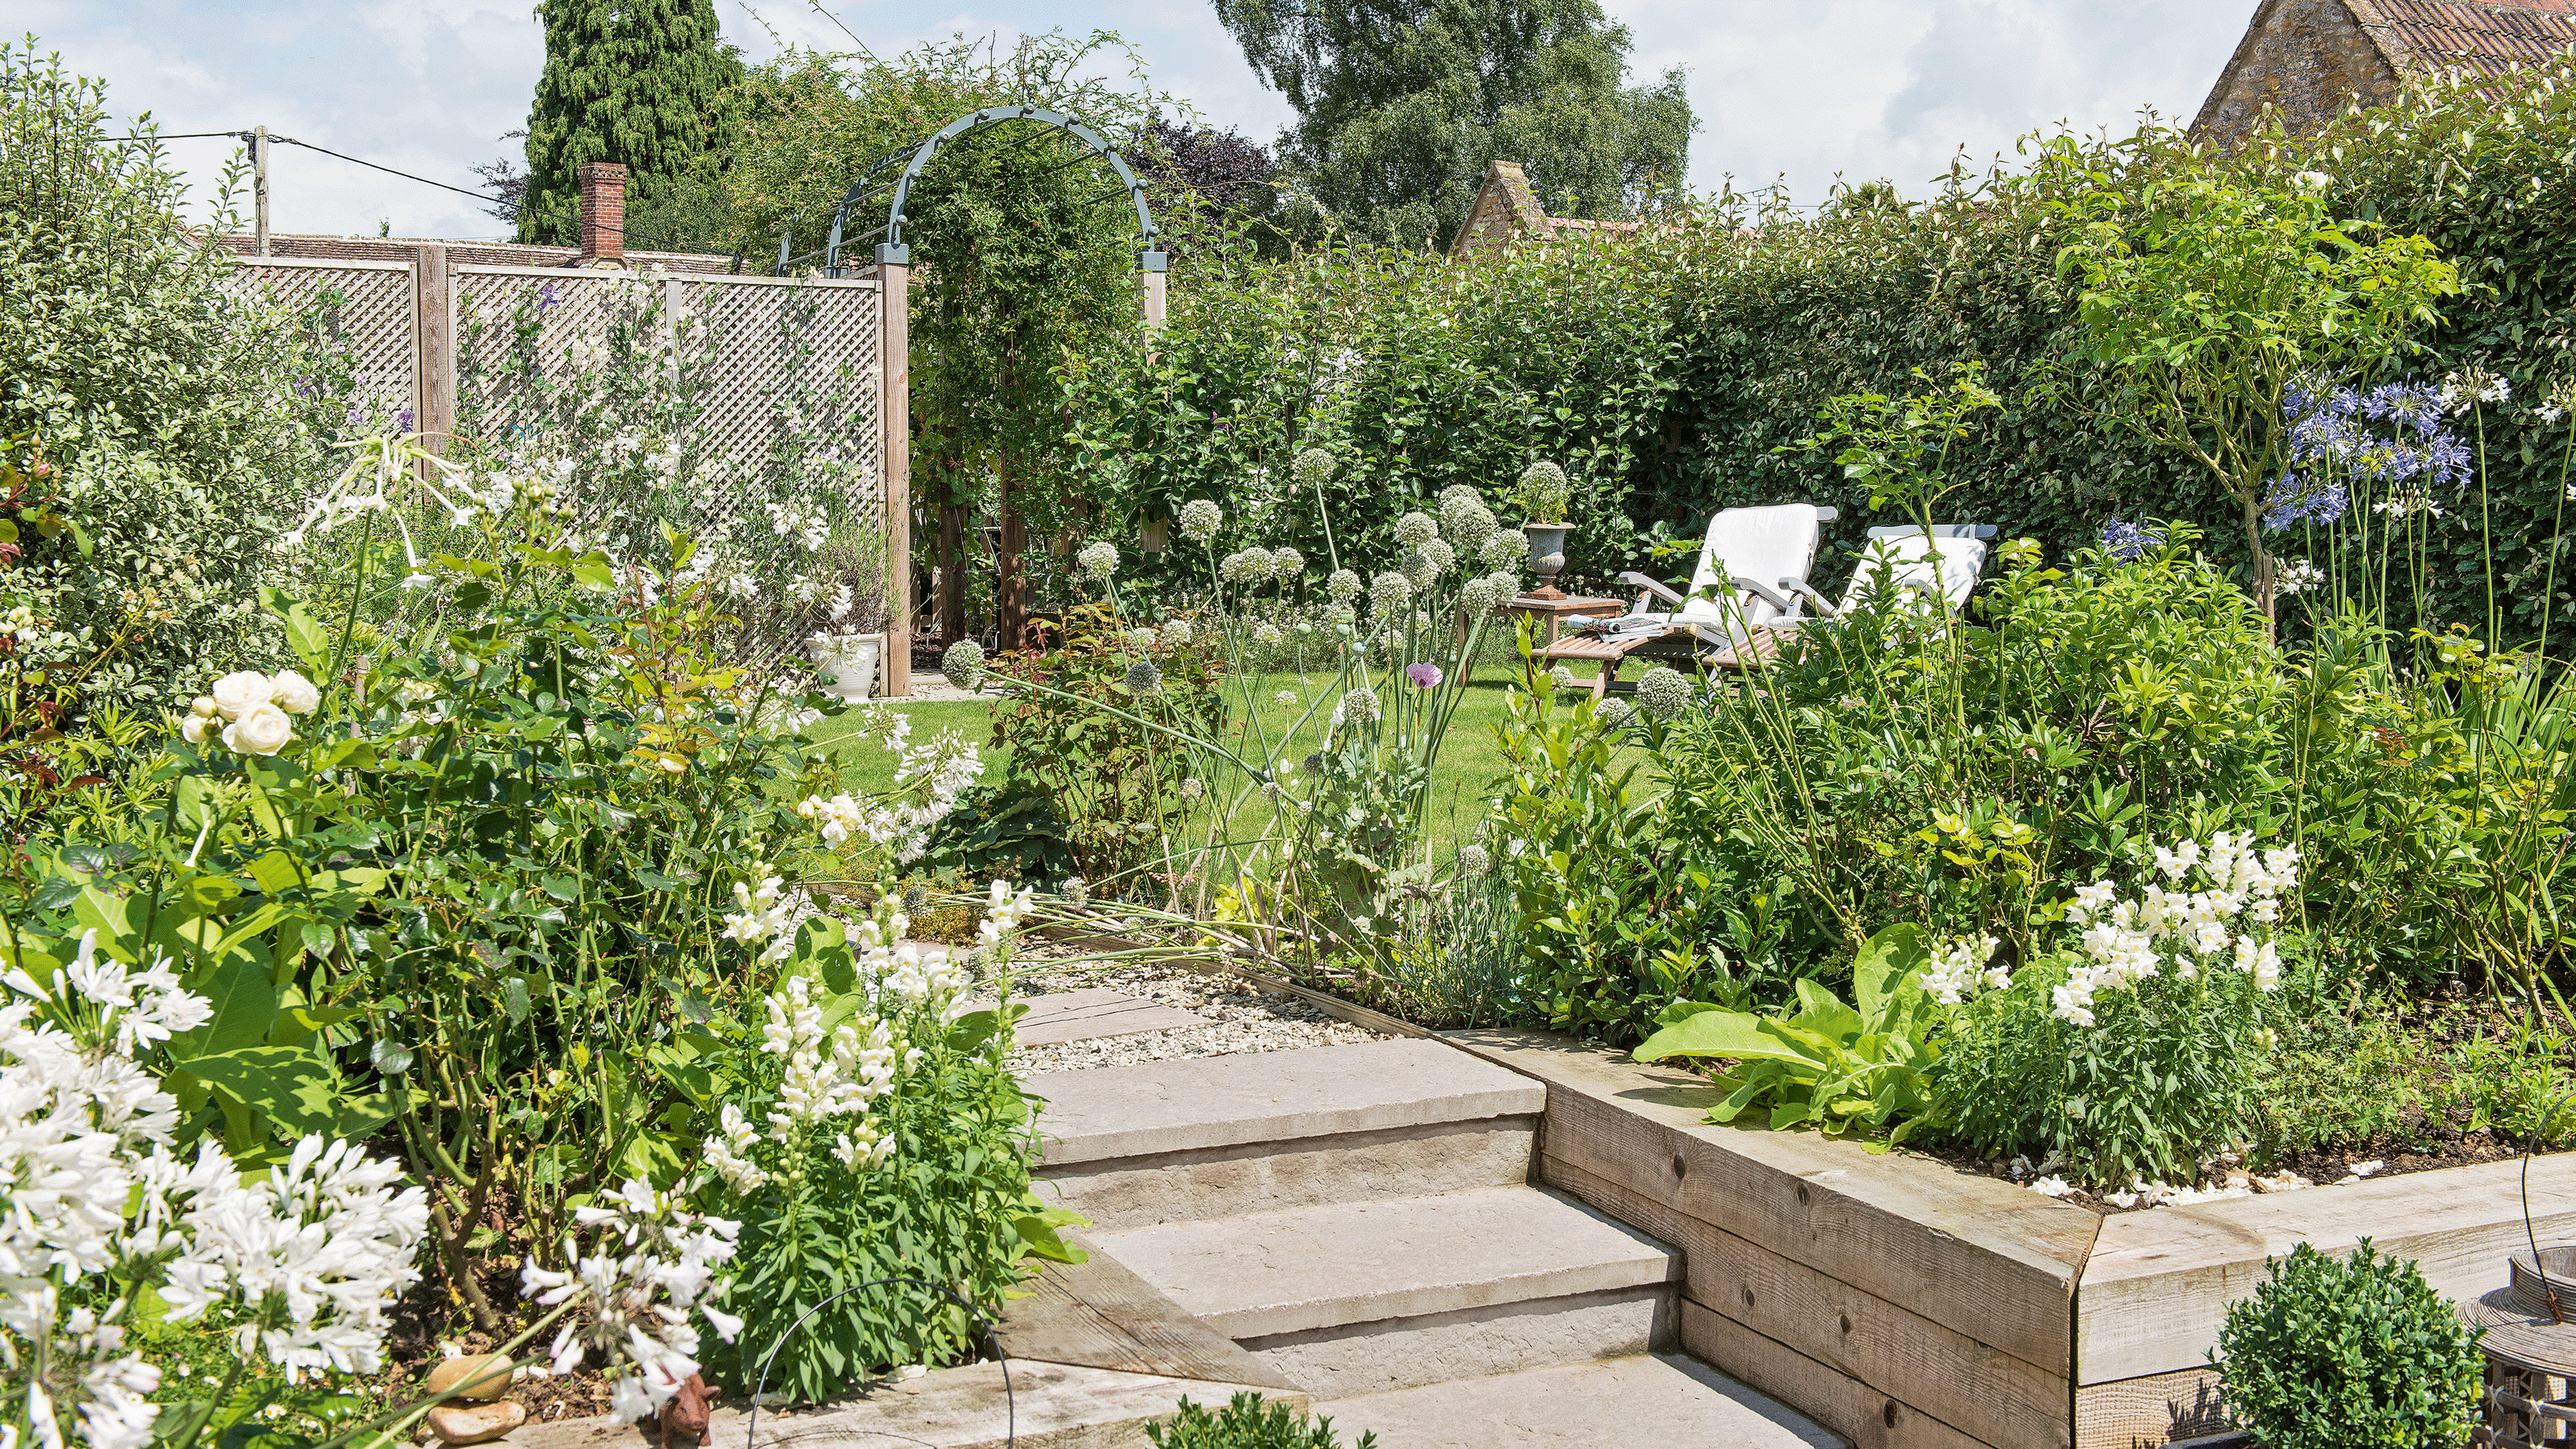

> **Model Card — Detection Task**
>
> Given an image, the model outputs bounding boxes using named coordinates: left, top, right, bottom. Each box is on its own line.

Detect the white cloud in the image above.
left=1612, top=0, right=2254, bottom=206
left=22, top=0, right=2253, bottom=241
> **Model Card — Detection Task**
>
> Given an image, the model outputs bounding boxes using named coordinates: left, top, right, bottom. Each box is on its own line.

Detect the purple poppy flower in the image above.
left=1405, top=663, right=1443, bottom=688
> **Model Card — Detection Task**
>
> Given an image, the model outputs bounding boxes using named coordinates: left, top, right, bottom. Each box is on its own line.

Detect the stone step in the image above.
left=1092, top=1185, right=1681, bottom=1397
left=1317, top=1353, right=1849, bottom=1449
left=983, top=987, right=1206, bottom=1046
left=1030, top=1039, right=1544, bottom=1228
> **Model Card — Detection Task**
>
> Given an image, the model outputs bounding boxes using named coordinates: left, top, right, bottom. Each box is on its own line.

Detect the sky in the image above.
left=14, top=0, right=2260, bottom=244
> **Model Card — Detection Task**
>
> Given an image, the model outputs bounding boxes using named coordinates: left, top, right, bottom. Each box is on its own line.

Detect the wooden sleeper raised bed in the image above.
left=1439, top=1027, right=2576, bottom=1449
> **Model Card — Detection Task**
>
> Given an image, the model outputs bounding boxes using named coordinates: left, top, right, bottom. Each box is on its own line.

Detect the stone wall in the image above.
left=2191, top=0, right=2402, bottom=148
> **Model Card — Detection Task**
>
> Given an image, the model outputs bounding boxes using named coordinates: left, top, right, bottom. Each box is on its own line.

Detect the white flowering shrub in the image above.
left=0, top=945, right=431, bottom=1449
left=1, top=47, right=326, bottom=709
left=450, top=272, right=889, bottom=664
left=1934, top=832, right=2303, bottom=1189
left=684, top=886, right=1073, bottom=1402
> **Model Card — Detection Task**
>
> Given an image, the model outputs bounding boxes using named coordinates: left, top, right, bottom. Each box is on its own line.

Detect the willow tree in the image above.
left=724, top=35, right=1167, bottom=646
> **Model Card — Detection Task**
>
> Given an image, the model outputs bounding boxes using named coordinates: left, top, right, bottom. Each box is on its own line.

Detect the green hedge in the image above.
left=1062, top=59, right=2576, bottom=642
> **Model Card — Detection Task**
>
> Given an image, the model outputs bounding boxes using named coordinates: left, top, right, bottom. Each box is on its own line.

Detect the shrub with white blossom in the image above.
left=688, top=886, right=1069, bottom=1403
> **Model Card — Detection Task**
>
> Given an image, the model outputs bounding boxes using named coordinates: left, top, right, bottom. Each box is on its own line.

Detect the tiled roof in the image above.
left=2365, top=0, right=2576, bottom=79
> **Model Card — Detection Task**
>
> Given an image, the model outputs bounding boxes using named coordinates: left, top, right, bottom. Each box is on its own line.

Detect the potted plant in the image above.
left=805, top=630, right=885, bottom=700
left=1517, top=460, right=1574, bottom=599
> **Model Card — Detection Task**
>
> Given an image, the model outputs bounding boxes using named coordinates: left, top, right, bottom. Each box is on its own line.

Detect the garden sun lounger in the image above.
left=1541, top=503, right=1835, bottom=700
left=1707, top=522, right=2000, bottom=671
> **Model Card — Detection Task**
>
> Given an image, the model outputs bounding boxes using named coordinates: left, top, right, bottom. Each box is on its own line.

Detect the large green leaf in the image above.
left=1851, top=923, right=1930, bottom=1034
left=175, top=1046, right=392, bottom=1141
left=1633, top=1007, right=1775, bottom=1063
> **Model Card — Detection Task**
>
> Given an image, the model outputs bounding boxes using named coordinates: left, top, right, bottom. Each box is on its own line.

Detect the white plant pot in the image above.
left=806, top=632, right=883, bottom=700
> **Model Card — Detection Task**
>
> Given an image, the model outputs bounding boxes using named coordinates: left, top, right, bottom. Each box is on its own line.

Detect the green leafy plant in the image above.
left=986, top=602, right=1228, bottom=889
left=1633, top=923, right=1940, bottom=1145
left=1145, top=1392, right=1377, bottom=1449
left=2214, top=1241, right=2482, bottom=1449
left=1492, top=666, right=1748, bottom=1043
left=673, top=891, right=1077, bottom=1403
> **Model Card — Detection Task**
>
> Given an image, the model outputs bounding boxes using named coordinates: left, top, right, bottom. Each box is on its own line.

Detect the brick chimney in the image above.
left=576, top=161, right=627, bottom=268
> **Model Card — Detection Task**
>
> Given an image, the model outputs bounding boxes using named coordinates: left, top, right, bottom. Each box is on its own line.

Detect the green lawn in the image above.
left=808, top=669, right=1531, bottom=854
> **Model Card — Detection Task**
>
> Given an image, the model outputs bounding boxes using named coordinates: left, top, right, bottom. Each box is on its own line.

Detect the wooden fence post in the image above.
left=878, top=256, right=913, bottom=697
left=411, top=244, right=454, bottom=475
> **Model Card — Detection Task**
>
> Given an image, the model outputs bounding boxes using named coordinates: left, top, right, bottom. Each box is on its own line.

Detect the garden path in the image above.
left=1026, top=1039, right=1847, bottom=1447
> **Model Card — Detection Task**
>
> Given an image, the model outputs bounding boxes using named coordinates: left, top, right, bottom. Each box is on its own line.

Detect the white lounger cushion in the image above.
left=1841, top=530, right=1989, bottom=613
left=1679, top=505, right=1825, bottom=630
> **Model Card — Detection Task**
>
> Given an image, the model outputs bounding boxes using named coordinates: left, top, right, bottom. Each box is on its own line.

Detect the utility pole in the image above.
left=253, top=125, right=270, bottom=257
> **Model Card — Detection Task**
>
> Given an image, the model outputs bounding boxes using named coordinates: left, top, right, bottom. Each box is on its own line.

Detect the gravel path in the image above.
left=1003, top=956, right=1389, bottom=1074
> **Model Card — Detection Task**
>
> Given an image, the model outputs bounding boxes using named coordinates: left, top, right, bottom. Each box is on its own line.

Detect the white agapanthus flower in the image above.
left=796, top=708, right=983, bottom=865
left=2273, top=559, right=2326, bottom=597
left=0, top=964, right=431, bottom=1446
left=521, top=1180, right=743, bottom=1423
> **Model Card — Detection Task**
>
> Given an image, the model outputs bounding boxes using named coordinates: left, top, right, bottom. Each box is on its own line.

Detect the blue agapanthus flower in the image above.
left=2280, top=377, right=2468, bottom=493
left=2260, top=472, right=2351, bottom=530
left=2102, top=519, right=2165, bottom=562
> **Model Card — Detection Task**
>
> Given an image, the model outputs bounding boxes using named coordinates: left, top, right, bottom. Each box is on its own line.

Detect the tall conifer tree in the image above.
left=519, top=0, right=743, bottom=247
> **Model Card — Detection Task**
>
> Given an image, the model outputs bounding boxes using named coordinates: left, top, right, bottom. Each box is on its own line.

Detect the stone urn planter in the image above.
left=1523, top=522, right=1573, bottom=600
left=806, top=631, right=884, bottom=700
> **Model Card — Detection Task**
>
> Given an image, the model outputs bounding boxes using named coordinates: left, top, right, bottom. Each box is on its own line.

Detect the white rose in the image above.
left=180, top=714, right=215, bottom=745
left=221, top=702, right=294, bottom=756
left=209, top=671, right=273, bottom=722
left=269, top=669, right=321, bottom=715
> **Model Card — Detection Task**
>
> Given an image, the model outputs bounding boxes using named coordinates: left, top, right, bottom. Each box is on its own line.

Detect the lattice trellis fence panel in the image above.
left=451, top=264, right=886, bottom=669
left=452, top=266, right=881, bottom=510
left=220, top=258, right=415, bottom=431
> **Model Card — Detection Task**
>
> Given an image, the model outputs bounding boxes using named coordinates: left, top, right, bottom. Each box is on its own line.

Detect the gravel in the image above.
left=1002, top=956, right=1389, bottom=1074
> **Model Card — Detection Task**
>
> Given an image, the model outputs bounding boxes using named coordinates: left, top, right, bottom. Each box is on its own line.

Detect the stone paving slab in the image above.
left=1319, top=1352, right=1847, bottom=1449
left=996, top=988, right=1206, bottom=1046
left=1092, top=1184, right=1678, bottom=1340
left=1030, top=1038, right=1546, bottom=1166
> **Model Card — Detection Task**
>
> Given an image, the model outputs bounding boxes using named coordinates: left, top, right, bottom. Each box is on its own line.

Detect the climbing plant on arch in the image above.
left=723, top=42, right=1173, bottom=691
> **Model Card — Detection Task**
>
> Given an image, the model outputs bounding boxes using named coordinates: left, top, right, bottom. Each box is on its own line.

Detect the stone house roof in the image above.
left=1447, top=161, right=1645, bottom=258
left=2194, top=0, right=2576, bottom=147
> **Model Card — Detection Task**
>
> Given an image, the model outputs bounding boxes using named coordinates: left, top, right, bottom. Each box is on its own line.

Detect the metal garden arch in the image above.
left=775, top=105, right=1167, bottom=694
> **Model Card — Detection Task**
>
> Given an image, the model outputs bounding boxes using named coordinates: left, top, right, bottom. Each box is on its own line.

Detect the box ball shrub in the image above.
left=2215, top=1240, right=2482, bottom=1449
left=1146, top=1393, right=1376, bottom=1449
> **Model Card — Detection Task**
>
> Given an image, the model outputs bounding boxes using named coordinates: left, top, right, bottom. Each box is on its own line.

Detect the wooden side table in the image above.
left=1504, top=594, right=1629, bottom=650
